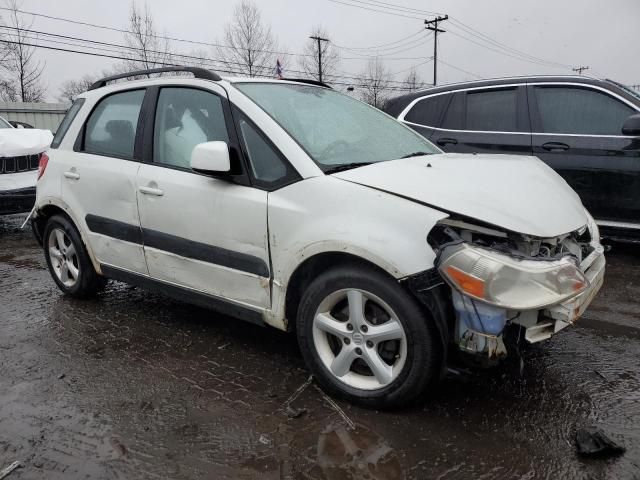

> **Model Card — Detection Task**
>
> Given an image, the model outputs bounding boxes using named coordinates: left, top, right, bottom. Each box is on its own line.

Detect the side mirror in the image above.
left=190, top=141, right=231, bottom=175
left=622, top=113, right=640, bottom=136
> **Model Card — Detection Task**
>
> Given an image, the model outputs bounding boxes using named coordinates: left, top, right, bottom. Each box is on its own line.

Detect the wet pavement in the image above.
left=1, top=213, right=639, bottom=480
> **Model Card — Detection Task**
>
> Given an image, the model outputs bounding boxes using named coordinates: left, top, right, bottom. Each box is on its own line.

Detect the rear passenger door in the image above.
left=62, top=89, right=148, bottom=275
left=428, top=86, right=531, bottom=155
left=528, top=84, right=640, bottom=224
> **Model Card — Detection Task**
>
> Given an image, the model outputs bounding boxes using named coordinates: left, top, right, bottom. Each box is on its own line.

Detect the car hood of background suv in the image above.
left=332, top=153, right=587, bottom=238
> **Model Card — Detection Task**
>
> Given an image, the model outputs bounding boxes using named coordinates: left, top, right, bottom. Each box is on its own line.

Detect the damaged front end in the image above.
left=428, top=214, right=605, bottom=361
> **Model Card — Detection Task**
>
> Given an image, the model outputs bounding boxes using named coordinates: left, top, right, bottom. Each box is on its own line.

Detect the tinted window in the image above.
left=84, top=90, right=144, bottom=158
left=466, top=88, right=517, bottom=132
left=534, top=86, right=634, bottom=135
left=154, top=88, right=229, bottom=169
left=52, top=98, right=84, bottom=148
left=441, top=92, right=464, bottom=130
left=404, top=94, right=449, bottom=126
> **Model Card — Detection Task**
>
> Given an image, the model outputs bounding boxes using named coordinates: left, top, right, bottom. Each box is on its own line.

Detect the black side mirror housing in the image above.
left=622, top=113, right=640, bottom=136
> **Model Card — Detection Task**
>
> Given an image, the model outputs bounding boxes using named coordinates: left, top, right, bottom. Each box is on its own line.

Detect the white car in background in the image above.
left=31, top=67, right=605, bottom=408
left=0, top=115, right=53, bottom=215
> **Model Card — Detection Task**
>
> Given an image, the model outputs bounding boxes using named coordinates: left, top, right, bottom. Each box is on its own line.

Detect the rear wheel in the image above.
left=43, top=215, right=106, bottom=297
left=296, top=265, right=440, bottom=408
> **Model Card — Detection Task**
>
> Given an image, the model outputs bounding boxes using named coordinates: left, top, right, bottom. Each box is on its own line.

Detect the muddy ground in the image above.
left=1, top=213, right=639, bottom=480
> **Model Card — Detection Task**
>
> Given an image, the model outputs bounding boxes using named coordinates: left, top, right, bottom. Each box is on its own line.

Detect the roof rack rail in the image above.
left=88, top=66, right=221, bottom=90
left=280, top=78, right=332, bottom=89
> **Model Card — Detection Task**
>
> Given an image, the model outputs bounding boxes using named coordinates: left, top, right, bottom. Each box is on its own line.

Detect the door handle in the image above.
left=437, top=137, right=458, bottom=146
left=541, top=142, right=570, bottom=152
left=138, top=185, right=164, bottom=196
left=63, top=171, right=80, bottom=180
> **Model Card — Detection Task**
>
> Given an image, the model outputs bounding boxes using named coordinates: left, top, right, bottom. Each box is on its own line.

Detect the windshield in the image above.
left=0, top=116, right=12, bottom=128
left=235, top=83, right=440, bottom=171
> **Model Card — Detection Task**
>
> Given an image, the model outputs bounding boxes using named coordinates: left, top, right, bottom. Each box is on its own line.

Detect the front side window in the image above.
left=83, top=90, right=145, bottom=158
left=465, top=88, right=517, bottom=132
left=153, top=88, right=229, bottom=169
left=235, top=83, right=440, bottom=171
left=534, top=86, right=635, bottom=135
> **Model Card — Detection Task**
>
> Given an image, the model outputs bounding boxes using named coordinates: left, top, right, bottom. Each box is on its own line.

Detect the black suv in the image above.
left=385, top=76, right=640, bottom=241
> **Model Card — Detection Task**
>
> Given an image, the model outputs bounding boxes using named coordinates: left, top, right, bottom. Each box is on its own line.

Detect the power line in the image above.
left=447, top=18, right=572, bottom=70
left=335, top=32, right=432, bottom=58
left=0, top=5, right=313, bottom=58
left=437, top=58, right=482, bottom=79
left=0, top=37, right=420, bottom=91
left=324, top=0, right=423, bottom=19
left=333, top=29, right=423, bottom=51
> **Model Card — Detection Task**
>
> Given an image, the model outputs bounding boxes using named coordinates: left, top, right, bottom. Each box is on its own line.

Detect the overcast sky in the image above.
left=5, top=0, right=640, bottom=102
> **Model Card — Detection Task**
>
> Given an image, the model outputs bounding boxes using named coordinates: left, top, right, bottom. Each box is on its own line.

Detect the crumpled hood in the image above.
left=333, top=153, right=588, bottom=238
left=0, top=128, right=53, bottom=158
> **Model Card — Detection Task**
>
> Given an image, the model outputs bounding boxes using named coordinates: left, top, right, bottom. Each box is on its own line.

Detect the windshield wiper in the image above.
left=324, top=162, right=372, bottom=174
left=401, top=151, right=431, bottom=159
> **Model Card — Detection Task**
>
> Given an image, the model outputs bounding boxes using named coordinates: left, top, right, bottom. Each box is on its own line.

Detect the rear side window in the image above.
left=83, top=90, right=145, bottom=158
left=403, top=94, right=449, bottom=127
left=441, top=92, right=464, bottom=130
left=534, top=86, right=635, bottom=135
left=465, top=88, right=517, bottom=132
left=51, top=98, right=85, bottom=149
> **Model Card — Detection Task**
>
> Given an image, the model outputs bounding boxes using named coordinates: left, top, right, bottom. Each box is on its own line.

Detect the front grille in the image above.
left=0, top=154, right=40, bottom=174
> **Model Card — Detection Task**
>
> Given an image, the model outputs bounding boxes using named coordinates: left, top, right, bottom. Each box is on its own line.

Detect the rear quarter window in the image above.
left=403, top=94, right=449, bottom=127
left=51, top=98, right=85, bottom=149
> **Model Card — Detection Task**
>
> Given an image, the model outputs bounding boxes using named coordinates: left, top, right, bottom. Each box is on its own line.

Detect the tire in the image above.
left=43, top=214, right=106, bottom=298
left=296, top=265, right=441, bottom=409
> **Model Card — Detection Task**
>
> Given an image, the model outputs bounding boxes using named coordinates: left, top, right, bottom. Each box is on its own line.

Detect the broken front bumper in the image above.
left=520, top=246, right=606, bottom=343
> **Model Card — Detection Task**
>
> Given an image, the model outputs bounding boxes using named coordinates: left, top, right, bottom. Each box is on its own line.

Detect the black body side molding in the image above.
left=84, top=214, right=270, bottom=277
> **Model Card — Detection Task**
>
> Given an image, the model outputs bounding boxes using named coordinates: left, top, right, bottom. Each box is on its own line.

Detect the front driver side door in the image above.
left=136, top=85, right=271, bottom=312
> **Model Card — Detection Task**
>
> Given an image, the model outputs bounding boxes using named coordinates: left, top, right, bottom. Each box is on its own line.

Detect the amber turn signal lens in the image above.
left=445, top=266, right=485, bottom=299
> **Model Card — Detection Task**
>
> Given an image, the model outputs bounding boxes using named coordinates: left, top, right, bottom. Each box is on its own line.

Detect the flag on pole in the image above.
left=276, top=59, right=283, bottom=79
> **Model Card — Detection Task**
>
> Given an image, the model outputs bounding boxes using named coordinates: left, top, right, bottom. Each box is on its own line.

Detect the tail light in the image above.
left=37, top=152, right=49, bottom=180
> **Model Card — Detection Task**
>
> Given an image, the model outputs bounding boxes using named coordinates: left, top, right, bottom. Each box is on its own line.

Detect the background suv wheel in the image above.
left=296, top=265, right=440, bottom=408
left=43, top=215, right=106, bottom=297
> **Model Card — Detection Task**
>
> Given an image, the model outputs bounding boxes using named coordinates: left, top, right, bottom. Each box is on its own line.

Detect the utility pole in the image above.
left=572, top=66, right=589, bottom=75
left=310, top=35, right=329, bottom=83
left=425, top=15, right=448, bottom=86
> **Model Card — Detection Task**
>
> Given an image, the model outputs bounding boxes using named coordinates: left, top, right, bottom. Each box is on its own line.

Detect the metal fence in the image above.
left=0, top=102, right=68, bottom=133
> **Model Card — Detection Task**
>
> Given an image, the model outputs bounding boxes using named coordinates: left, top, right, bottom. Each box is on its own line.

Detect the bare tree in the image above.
left=121, top=1, right=172, bottom=73
left=57, top=74, right=96, bottom=103
left=299, top=27, right=339, bottom=82
left=358, top=57, right=391, bottom=109
left=217, top=0, right=277, bottom=77
left=403, top=67, right=426, bottom=92
left=1, top=0, right=46, bottom=102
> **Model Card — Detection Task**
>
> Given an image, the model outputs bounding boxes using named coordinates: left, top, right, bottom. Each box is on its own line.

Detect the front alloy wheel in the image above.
left=313, top=289, right=407, bottom=390
left=297, top=265, right=440, bottom=408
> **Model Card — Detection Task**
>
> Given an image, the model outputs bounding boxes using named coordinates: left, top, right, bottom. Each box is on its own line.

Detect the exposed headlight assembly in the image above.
left=438, top=242, right=589, bottom=310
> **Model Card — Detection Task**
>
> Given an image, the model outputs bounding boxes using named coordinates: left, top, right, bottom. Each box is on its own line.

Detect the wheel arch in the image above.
left=34, top=199, right=101, bottom=273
